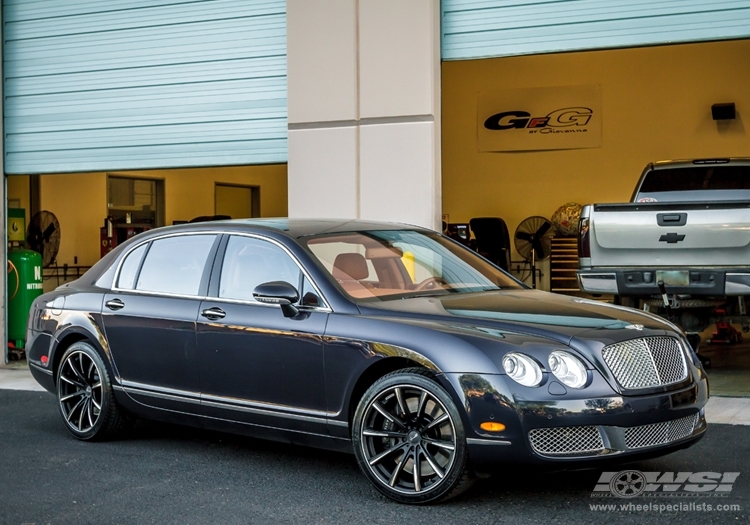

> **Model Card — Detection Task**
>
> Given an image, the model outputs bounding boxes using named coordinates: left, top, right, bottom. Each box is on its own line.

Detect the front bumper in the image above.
left=441, top=370, right=708, bottom=470
left=578, top=267, right=750, bottom=297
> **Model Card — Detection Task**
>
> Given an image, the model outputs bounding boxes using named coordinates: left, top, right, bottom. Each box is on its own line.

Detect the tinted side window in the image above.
left=117, top=243, right=148, bottom=290
left=136, top=235, right=217, bottom=296
left=219, top=236, right=301, bottom=302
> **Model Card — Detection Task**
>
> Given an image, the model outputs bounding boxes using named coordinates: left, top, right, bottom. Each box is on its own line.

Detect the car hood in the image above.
left=357, top=289, right=671, bottom=346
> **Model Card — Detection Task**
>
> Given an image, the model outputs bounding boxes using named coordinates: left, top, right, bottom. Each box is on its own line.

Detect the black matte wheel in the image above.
left=352, top=369, right=474, bottom=504
left=56, top=341, right=132, bottom=441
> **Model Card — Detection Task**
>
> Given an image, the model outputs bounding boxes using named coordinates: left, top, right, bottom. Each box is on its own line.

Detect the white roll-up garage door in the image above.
left=442, top=0, right=750, bottom=61
left=3, top=0, right=287, bottom=174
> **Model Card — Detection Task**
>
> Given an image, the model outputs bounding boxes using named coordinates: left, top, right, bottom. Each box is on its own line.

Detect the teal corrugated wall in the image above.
left=442, top=0, right=750, bottom=61
left=3, top=0, right=287, bottom=174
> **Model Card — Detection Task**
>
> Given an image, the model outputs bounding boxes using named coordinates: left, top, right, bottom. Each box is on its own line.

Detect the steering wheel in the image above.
left=414, top=276, right=448, bottom=291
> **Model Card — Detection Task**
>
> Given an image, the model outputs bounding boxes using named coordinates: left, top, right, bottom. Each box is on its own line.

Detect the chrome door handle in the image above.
left=105, top=299, right=125, bottom=311
left=201, top=307, right=226, bottom=320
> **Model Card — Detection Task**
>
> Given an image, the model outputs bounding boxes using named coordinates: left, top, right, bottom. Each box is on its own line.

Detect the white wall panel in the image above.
left=359, top=0, right=435, bottom=118
left=442, top=0, right=750, bottom=60
left=287, top=0, right=442, bottom=230
left=288, top=127, right=359, bottom=219
left=359, top=122, right=439, bottom=229
left=3, top=0, right=287, bottom=174
left=287, top=0, right=358, bottom=123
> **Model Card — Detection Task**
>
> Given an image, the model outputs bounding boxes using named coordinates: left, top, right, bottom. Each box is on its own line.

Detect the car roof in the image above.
left=651, top=157, right=750, bottom=169
left=139, top=218, right=433, bottom=239
left=82, top=218, right=434, bottom=289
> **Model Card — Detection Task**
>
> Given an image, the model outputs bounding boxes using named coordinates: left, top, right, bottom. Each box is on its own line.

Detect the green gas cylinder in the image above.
left=7, top=249, right=43, bottom=349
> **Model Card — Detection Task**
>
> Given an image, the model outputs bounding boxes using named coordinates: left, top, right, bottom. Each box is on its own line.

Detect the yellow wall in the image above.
left=39, top=172, right=107, bottom=268
left=215, top=184, right=255, bottom=219
left=442, top=39, right=750, bottom=249
left=7, top=164, right=287, bottom=268
left=124, top=164, right=287, bottom=226
left=6, top=175, right=30, bottom=213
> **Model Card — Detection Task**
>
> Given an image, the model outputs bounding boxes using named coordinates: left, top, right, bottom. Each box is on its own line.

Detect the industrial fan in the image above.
left=514, top=216, right=553, bottom=288
left=27, top=211, right=60, bottom=268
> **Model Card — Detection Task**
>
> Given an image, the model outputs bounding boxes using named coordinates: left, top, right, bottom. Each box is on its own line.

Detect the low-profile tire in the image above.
left=56, top=341, right=132, bottom=441
left=352, top=368, right=474, bottom=504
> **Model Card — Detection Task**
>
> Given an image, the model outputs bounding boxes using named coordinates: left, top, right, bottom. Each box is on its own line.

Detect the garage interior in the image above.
left=6, top=165, right=288, bottom=294
left=440, top=38, right=750, bottom=397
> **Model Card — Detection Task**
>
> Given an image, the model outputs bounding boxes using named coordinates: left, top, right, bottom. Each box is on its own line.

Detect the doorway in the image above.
left=215, top=183, right=260, bottom=219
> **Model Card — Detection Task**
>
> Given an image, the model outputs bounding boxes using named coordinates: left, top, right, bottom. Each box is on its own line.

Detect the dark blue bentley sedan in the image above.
left=26, top=219, right=708, bottom=504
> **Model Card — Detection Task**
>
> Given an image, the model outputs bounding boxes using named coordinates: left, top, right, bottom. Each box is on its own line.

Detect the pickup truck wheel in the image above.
left=678, top=310, right=711, bottom=333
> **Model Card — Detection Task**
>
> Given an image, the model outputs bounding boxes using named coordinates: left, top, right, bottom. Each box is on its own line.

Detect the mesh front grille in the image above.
left=602, top=337, right=687, bottom=389
left=647, top=337, right=688, bottom=384
left=624, top=414, right=698, bottom=449
left=528, top=426, right=604, bottom=456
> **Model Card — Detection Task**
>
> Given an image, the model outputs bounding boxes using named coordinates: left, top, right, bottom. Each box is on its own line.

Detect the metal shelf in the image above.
left=550, top=237, right=581, bottom=295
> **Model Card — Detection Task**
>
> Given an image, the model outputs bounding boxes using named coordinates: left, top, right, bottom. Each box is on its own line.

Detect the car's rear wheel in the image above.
left=352, top=369, right=474, bottom=504
left=56, top=341, right=132, bottom=440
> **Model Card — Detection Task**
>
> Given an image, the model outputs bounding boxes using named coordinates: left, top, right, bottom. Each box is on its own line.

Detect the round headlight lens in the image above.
left=502, top=353, right=543, bottom=387
left=548, top=351, right=588, bottom=389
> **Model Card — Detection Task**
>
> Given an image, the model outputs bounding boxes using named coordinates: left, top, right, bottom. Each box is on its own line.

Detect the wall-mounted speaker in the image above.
left=712, top=103, right=736, bottom=120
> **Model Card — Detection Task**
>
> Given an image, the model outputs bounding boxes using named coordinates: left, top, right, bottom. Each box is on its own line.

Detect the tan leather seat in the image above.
left=332, top=253, right=369, bottom=282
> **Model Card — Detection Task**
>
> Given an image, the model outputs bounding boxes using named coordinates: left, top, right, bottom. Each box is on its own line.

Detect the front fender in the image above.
left=321, top=313, right=579, bottom=434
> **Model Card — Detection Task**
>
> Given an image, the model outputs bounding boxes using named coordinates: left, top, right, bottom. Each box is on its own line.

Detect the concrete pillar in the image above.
left=287, top=0, right=441, bottom=230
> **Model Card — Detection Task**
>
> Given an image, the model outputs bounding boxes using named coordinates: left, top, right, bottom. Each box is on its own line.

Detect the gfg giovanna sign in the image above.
left=477, top=85, right=602, bottom=152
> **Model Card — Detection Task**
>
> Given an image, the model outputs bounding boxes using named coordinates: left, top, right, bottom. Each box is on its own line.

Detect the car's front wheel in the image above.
left=56, top=341, right=132, bottom=440
left=352, top=369, right=474, bottom=504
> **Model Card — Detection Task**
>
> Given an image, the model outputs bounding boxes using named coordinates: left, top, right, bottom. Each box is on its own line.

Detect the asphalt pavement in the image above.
left=1, top=390, right=747, bottom=525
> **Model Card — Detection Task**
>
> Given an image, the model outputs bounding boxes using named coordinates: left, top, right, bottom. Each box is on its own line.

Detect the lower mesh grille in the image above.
left=624, top=414, right=698, bottom=449
left=528, top=426, right=604, bottom=456
left=527, top=413, right=700, bottom=457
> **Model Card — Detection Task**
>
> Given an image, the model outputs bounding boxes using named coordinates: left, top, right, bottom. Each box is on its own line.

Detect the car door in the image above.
left=197, top=234, right=330, bottom=435
left=101, top=233, right=220, bottom=411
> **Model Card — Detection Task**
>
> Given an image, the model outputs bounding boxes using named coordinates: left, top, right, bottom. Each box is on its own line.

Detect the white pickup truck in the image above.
left=577, top=158, right=750, bottom=336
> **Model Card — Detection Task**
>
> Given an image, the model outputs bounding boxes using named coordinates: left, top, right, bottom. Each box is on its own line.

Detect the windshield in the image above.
left=305, top=230, right=521, bottom=301
left=635, top=165, right=750, bottom=202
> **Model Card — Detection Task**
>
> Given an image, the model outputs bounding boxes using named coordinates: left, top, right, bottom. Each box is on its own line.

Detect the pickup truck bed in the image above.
left=577, top=158, right=750, bottom=333
left=579, top=200, right=750, bottom=297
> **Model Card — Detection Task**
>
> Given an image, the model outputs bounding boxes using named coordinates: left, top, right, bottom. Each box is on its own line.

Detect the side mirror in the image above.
left=253, top=281, right=300, bottom=318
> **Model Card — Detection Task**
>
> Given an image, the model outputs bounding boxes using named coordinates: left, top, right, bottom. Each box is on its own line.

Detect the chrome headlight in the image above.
left=502, top=353, right=543, bottom=387
left=548, top=351, right=587, bottom=389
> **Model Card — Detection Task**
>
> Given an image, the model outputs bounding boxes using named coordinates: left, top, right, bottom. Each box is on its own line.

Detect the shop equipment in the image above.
left=27, top=210, right=60, bottom=267
left=189, top=214, right=232, bottom=223
left=707, top=308, right=743, bottom=344
left=469, top=217, right=511, bottom=271
left=514, top=216, right=553, bottom=288
left=7, top=208, right=26, bottom=249
left=7, top=246, right=43, bottom=352
left=100, top=216, right=154, bottom=258
left=446, top=223, right=472, bottom=248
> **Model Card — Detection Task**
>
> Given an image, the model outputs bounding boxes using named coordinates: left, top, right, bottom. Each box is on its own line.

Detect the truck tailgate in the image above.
left=589, top=201, right=750, bottom=267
